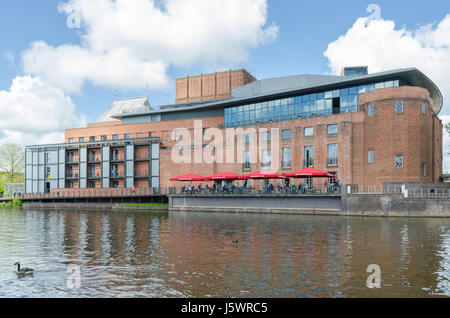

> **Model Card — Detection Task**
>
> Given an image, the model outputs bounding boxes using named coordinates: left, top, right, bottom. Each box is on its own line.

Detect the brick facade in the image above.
left=63, top=86, right=443, bottom=191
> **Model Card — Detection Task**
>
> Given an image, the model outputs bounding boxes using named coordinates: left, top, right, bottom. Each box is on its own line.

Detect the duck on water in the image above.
left=14, top=262, right=34, bottom=276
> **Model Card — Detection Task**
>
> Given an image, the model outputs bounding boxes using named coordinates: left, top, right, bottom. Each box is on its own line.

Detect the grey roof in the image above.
left=112, top=67, right=443, bottom=119
left=97, top=96, right=152, bottom=122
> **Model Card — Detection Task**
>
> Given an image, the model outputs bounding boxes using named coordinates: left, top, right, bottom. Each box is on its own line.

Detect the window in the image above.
left=45, top=153, right=50, bottom=164
left=327, top=144, right=338, bottom=166
left=68, top=182, right=74, bottom=189
left=368, top=150, right=375, bottom=164
left=395, top=155, right=404, bottom=168
left=166, top=131, right=169, bottom=142
left=282, top=148, right=291, bottom=168
left=304, top=127, right=314, bottom=137
left=304, top=146, right=314, bottom=167
left=79, top=137, right=85, bottom=143
left=243, top=151, right=251, bottom=170
left=422, top=101, right=427, bottom=115
left=421, top=163, right=426, bottom=177
left=244, top=134, right=251, bottom=144
left=124, top=134, right=131, bottom=140
left=327, top=124, right=338, bottom=135
left=90, top=136, right=95, bottom=142
left=282, top=129, right=292, bottom=140
left=68, top=138, right=74, bottom=143
left=395, top=100, right=404, bottom=113
left=113, top=134, right=118, bottom=140
left=101, top=135, right=107, bottom=141
left=263, top=131, right=271, bottom=141
left=261, top=149, right=271, bottom=169
left=89, top=181, right=96, bottom=189
left=368, top=104, right=375, bottom=116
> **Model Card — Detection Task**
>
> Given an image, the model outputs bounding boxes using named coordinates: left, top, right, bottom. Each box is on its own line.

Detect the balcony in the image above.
left=135, top=170, right=150, bottom=178
left=135, top=153, right=150, bottom=161
left=110, top=155, right=125, bottom=162
left=110, top=171, right=125, bottom=179
left=88, top=156, right=101, bottom=163
left=88, top=172, right=101, bottom=179
left=66, top=157, right=78, bottom=164
left=303, top=159, right=314, bottom=168
left=66, top=173, right=79, bottom=180
left=327, top=158, right=339, bottom=167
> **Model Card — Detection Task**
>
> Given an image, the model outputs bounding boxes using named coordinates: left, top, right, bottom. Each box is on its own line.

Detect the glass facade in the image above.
left=224, top=80, right=400, bottom=128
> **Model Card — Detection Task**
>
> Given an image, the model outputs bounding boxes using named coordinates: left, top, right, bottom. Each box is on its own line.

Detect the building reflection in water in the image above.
left=1, top=209, right=450, bottom=297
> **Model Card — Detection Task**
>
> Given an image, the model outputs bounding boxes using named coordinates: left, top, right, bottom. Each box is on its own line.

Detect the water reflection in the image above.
left=0, top=209, right=450, bottom=298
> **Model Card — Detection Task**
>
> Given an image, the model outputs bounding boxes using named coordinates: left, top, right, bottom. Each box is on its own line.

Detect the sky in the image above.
left=0, top=0, right=449, bottom=170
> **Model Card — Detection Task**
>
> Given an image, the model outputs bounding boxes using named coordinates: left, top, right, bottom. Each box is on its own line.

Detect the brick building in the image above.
left=25, top=67, right=443, bottom=194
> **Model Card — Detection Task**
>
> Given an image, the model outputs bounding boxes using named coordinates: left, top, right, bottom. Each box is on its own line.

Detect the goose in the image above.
left=14, top=262, right=34, bottom=275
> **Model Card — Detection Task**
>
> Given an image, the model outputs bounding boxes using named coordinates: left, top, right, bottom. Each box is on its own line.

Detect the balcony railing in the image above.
left=88, top=173, right=101, bottom=179
left=66, top=173, right=79, bottom=179
left=135, top=170, right=149, bottom=178
left=303, top=159, right=314, bottom=167
left=66, top=157, right=78, bottom=164
left=327, top=158, right=339, bottom=166
left=88, top=156, right=101, bottom=163
left=110, top=171, right=125, bottom=178
left=110, top=155, right=125, bottom=162
left=135, top=153, right=150, bottom=161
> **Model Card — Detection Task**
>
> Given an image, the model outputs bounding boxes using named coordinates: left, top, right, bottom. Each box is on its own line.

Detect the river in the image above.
left=1, top=208, right=449, bottom=298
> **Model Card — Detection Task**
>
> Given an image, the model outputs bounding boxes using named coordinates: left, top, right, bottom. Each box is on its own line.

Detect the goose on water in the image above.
left=14, top=262, right=34, bottom=275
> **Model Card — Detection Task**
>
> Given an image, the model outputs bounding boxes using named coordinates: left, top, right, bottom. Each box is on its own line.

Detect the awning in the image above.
left=203, top=172, right=245, bottom=181
left=284, top=168, right=336, bottom=178
left=242, top=170, right=287, bottom=180
left=170, top=173, right=205, bottom=181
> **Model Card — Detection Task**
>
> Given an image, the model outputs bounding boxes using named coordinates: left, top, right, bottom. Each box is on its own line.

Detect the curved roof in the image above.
left=113, top=67, right=443, bottom=119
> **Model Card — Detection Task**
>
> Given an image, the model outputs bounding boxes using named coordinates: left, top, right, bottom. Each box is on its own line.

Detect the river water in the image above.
left=0, top=208, right=449, bottom=298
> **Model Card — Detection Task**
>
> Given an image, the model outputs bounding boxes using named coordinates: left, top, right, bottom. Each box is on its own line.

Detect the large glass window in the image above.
left=223, top=79, right=401, bottom=128
left=282, top=148, right=291, bottom=169
left=368, top=150, right=375, bottom=164
left=368, top=104, right=375, bottom=116
left=261, top=149, right=271, bottom=170
left=304, top=146, right=314, bottom=167
left=243, top=151, right=251, bottom=170
left=422, top=101, right=427, bottom=115
left=395, top=154, right=404, bottom=168
left=282, top=129, right=291, bottom=140
left=327, top=144, right=338, bottom=166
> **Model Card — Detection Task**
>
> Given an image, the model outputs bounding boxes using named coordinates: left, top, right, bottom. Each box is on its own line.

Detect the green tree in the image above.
left=0, top=144, right=25, bottom=184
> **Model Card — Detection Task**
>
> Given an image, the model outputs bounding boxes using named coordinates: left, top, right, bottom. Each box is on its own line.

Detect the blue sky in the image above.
left=0, top=0, right=449, bottom=168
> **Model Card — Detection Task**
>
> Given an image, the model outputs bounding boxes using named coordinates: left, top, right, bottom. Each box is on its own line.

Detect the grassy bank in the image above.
left=0, top=199, right=23, bottom=209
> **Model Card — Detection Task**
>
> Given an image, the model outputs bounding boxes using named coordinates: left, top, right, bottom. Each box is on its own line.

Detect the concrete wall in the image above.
left=342, top=193, right=450, bottom=217
left=169, top=195, right=341, bottom=215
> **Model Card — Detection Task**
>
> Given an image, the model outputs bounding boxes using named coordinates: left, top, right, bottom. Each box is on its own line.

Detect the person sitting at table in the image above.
left=268, top=183, right=274, bottom=192
left=292, top=184, right=297, bottom=193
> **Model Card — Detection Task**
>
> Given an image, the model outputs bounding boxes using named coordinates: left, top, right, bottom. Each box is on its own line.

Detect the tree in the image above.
left=0, top=144, right=25, bottom=184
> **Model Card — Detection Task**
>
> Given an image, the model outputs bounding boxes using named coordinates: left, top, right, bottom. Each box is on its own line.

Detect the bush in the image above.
left=0, top=199, right=23, bottom=209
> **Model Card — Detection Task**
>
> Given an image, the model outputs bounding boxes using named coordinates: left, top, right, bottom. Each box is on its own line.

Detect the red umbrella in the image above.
left=203, top=172, right=245, bottom=181
left=170, top=173, right=205, bottom=181
left=284, top=168, right=336, bottom=178
left=242, top=170, right=287, bottom=180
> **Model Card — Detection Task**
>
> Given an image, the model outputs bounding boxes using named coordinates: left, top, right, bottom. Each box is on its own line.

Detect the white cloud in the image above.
left=324, top=14, right=450, bottom=173
left=0, top=76, right=86, bottom=147
left=22, top=0, right=278, bottom=93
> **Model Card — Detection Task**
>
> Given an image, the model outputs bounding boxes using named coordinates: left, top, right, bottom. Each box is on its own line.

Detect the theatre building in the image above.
left=25, top=67, right=443, bottom=194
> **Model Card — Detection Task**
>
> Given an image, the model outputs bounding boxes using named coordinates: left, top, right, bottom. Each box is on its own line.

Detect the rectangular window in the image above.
left=422, top=101, right=427, bottom=115
left=101, top=135, right=107, bottom=141
left=244, top=134, right=251, bottom=144
left=261, top=149, right=271, bottom=169
left=113, top=134, right=118, bottom=140
left=263, top=131, right=271, bottom=141
left=368, top=150, right=375, bottom=164
left=68, top=138, right=74, bottom=143
left=243, top=151, right=251, bottom=170
left=327, top=124, right=338, bottom=135
left=395, top=100, right=404, bottom=113
left=79, top=137, right=85, bottom=143
left=395, top=155, right=404, bottom=168
left=368, top=104, right=375, bottom=116
left=90, top=136, right=95, bottom=142
left=304, top=146, right=314, bottom=167
left=282, top=148, right=291, bottom=169
left=124, top=134, right=131, bottom=140
left=327, top=144, right=338, bottom=166
left=89, top=181, right=96, bottom=189
left=304, top=127, right=314, bottom=137
left=421, top=163, right=426, bottom=176
left=282, top=129, right=292, bottom=140
left=166, top=131, right=169, bottom=142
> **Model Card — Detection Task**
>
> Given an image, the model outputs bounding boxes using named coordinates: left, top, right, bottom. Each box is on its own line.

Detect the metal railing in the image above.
left=347, top=185, right=450, bottom=198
